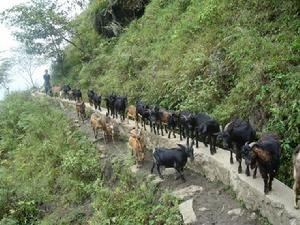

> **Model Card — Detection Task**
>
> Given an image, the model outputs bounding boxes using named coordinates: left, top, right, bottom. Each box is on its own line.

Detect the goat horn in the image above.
left=248, top=142, right=256, bottom=148
left=220, top=125, right=223, bottom=132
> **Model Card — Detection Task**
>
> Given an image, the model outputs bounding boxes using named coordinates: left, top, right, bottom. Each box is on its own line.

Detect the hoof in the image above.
left=294, top=205, right=299, bottom=209
left=253, top=175, right=256, bottom=179
left=230, top=159, right=234, bottom=164
left=238, top=167, right=242, bottom=174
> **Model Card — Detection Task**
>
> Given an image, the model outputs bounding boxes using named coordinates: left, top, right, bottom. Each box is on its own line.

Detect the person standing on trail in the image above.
left=43, top=69, right=51, bottom=95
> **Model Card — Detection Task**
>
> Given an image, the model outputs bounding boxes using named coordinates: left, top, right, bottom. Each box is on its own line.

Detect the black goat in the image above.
left=93, top=93, right=101, bottom=111
left=167, top=112, right=178, bottom=139
left=87, top=90, right=95, bottom=106
left=136, top=100, right=150, bottom=130
left=105, top=94, right=116, bottom=116
left=179, top=111, right=194, bottom=146
left=218, top=119, right=256, bottom=175
left=149, top=105, right=164, bottom=135
left=242, top=133, right=280, bottom=194
left=151, top=141, right=195, bottom=181
left=62, top=84, right=71, bottom=99
left=193, top=113, right=220, bottom=154
left=72, top=89, right=82, bottom=102
left=114, top=96, right=127, bottom=120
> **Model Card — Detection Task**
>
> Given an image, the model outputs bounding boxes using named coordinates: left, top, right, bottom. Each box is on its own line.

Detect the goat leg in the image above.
left=150, top=162, right=155, bottom=173
left=269, top=172, right=275, bottom=191
left=238, top=159, right=242, bottom=174
left=209, top=135, right=215, bottom=155
left=246, top=165, right=251, bottom=177
left=253, top=165, right=257, bottom=179
left=175, top=168, right=181, bottom=180
left=179, top=125, right=183, bottom=141
left=156, top=165, right=163, bottom=179
left=230, top=151, right=234, bottom=164
left=160, top=123, right=163, bottom=136
left=196, top=131, right=199, bottom=148
left=212, top=135, right=217, bottom=154
left=294, top=182, right=299, bottom=209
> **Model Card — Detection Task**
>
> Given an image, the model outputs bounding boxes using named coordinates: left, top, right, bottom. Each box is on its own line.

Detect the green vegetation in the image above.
left=0, top=92, right=181, bottom=224
left=51, top=0, right=300, bottom=187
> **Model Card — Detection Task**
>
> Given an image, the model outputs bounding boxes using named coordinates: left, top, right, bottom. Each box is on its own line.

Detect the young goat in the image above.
left=243, top=133, right=280, bottom=194
left=90, top=113, right=114, bottom=143
left=127, top=105, right=137, bottom=123
left=75, top=101, right=86, bottom=122
left=293, top=144, right=300, bottom=209
left=128, top=127, right=145, bottom=166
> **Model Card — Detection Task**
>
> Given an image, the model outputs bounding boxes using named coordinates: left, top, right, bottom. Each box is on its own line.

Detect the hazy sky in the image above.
left=0, top=0, right=46, bottom=99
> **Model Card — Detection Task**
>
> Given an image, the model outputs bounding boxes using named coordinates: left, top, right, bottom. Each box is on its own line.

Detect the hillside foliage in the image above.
left=0, top=93, right=181, bottom=224
left=51, top=0, right=300, bottom=187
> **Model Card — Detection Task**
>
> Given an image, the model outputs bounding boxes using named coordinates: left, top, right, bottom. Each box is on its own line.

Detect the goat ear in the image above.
left=177, top=144, right=186, bottom=150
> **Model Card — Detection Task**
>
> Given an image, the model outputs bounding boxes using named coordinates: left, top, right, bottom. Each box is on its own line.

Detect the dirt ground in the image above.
left=56, top=99, right=268, bottom=225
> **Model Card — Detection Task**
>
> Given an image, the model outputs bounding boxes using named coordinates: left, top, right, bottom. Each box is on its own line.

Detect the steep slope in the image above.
left=52, top=0, right=300, bottom=186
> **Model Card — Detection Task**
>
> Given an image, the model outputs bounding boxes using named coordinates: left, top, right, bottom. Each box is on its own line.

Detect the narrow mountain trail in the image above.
left=52, top=97, right=268, bottom=225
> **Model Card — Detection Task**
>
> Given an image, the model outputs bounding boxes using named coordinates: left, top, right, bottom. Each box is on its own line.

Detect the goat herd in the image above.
left=48, top=84, right=300, bottom=209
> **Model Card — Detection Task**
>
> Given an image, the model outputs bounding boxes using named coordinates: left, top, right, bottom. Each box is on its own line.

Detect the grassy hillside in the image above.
left=52, top=0, right=300, bottom=186
left=0, top=93, right=181, bottom=224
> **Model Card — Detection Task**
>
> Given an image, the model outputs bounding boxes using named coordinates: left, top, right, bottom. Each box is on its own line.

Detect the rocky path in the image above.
left=54, top=98, right=267, bottom=225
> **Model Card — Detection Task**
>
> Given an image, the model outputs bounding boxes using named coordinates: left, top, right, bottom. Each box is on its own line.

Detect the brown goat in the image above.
left=127, top=105, right=137, bottom=124
left=128, top=127, right=145, bottom=166
left=76, top=101, right=86, bottom=122
left=293, top=144, right=300, bottom=209
left=51, top=85, right=61, bottom=97
left=90, top=113, right=114, bottom=143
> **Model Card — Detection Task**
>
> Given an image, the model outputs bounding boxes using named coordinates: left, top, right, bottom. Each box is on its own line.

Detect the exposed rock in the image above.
left=172, top=185, right=204, bottom=199
left=100, top=154, right=107, bottom=159
left=130, top=164, right=139, bottom=173
left=179, top=199, right=197, bottom=224
left=227, top=208, right=242, bottom=216
left=249, top=212, right=257, bottom=220
left=154, top=177, right=164, bottom=185
left=199, top=207, right=209, bottom=212
left=94, top=0, right=150, bottom=38
left=163, top=168, right=176, bottom=175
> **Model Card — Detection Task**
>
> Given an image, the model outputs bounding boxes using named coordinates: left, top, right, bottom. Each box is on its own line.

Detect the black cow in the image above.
left=218, top=119, right=256, bottom=175
left=193, top=113, right=220, bottom=155
left=114, top=96, right=127, bottom=120
left=151, top=141, right=195, bottom=181
left=242, top=133, right=280, bottom=194
left=87, top=90, right=95, bottom=106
